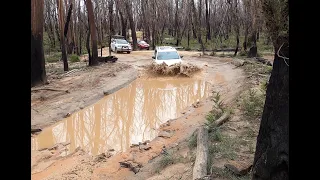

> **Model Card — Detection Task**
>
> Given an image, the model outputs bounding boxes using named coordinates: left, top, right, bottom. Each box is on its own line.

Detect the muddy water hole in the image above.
left=31, top=50, right=249, bottom=180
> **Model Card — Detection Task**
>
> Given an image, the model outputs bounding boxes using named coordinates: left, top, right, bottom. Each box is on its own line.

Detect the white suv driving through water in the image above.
left=110, top=39, right=132, bottom=54
left=152, top=46, right=183, bottom=66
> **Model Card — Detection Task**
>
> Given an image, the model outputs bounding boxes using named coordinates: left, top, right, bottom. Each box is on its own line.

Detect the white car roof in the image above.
left=156, top=46, right=177, bottom=52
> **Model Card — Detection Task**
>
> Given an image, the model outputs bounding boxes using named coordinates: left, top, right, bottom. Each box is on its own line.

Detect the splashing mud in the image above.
left=32, top=78, right=210, bottom=156
left=147, top=63, right=201, bottom=77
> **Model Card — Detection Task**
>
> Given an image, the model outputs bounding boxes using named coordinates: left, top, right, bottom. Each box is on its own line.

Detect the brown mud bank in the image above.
left=31, top=62, right=138, bottom=130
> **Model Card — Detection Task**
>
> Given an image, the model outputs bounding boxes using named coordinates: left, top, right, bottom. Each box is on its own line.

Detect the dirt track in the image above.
left=31, top=49, right=250, bottom=180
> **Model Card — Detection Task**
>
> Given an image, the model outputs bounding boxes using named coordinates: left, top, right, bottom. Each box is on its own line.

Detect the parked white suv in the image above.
left=110, top=39, right=132, bottom=54
left=152, top=46, right=183, bottom=66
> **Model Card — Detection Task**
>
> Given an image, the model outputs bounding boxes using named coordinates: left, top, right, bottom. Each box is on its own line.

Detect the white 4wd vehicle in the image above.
left=110, top=39, right=132, bottom=54
left=152, top=46, right=183, bottom=66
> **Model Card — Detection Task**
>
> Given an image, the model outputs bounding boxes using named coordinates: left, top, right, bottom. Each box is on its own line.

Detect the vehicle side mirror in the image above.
left=180, top=56, right=184, bottom=58
left=152, top=56, right=155, bottom=59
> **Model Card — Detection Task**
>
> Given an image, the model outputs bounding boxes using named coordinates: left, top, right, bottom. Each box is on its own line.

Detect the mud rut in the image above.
left=31, top=49, right=246, bottom=180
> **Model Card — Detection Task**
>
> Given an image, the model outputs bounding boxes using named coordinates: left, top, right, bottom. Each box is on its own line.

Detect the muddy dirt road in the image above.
left=31, top=49, right=247, bottom=180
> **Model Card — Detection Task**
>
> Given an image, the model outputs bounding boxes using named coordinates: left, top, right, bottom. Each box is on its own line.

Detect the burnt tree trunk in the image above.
left=78, top=1, right=82, bottom=55
left=86, top=29, right=91, bottom=62
left=205, top=0, right=211, bottom=41
left=233, top=0, right=240, bottom=56
left=191, top=21, right=197, bottom=39
left=31, top=0, right=47, bottom=87
left=125, top=0, right=138, bottom=50
left=109, top=0, right=114, bottom=56
left=175, top=0, right=180, bottom=46
left=247, top=32, right=257, bottom=58
left=56, top=0, right=68, bottom=71
left=85, top=0, right=99, bottom=66
left=64, top=2, right=73, bottom=54
left=119, top=11, right=127, bottom=38
left=187, top=29, right=190, bottom=48
left=252, top=35, right=289, bottom=180
left=109, top=0, right=115, bottom=35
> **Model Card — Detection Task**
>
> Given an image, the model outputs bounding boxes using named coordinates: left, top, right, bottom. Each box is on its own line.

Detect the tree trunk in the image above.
left=56, top=0, right=68, bottom=71
left=109, top=0, right=114, bottom=56
left=125, top=0, right=137, bottom=50
left=109, top=0, right=115, bottom=35
left=53, top=8, right=61, bottom=43
left=252, top=35, right=289, bottom=180
left=192, top=126, right=208, bottom=180
left=64, top=2, right=73, bottom=54
left=205, top=0, right=211, bottom=41
left=233, top=0, right=240, bottom=56
left=85, top=0, right=99, bottom=66
left=119, top=11, right=127, bottom=37
left=175, top=0, right=180, bottom=46
left=247, top=32, right=257, bottom=58
left=248, top=0, right=258, bottom=58
left=187, top=29, right=190, bottom=48
left=31, top=0, right=47, bottom=87
left=86, top=29, right=91, bottom=62
left=78, top=1, right=82, bottom=55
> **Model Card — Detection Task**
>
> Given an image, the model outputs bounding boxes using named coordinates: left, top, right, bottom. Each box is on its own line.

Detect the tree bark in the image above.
left=56, top=0, right=69, bottom=71
left=86, top=29, right=91, bottom=62
left=125, top=0, right=137, bottom=50
left=31, top=0, right=47, bottom=87
left=205, top=0, right=211, bottom=41
left=192, top=126, right=208, bottom=180
left=247, top=0, right=258, bottom=58
left=85, top=0, right=99, bottom=66
left=233, top=0, right=240, bottom=56
left=109, top=0, right=115, bottom=35
left=252, top=35, right=289, bottom=180
left=175, top=0, right=180, bottom=46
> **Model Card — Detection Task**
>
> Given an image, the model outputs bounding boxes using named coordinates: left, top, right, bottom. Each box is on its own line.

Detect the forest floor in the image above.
left=31, top=48, right=273, bottom=180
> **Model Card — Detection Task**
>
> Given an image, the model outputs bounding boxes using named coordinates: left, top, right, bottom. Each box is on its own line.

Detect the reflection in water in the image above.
left=31, top=79, right=210, bottom=155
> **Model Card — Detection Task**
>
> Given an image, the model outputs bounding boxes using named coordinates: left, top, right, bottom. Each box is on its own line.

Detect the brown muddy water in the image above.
left=31, top=78, right=210, bottom=156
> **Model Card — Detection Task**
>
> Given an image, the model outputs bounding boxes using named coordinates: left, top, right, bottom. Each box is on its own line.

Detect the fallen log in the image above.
left=213, top=111, right=231, bottom=127
left=31, top=88, right=69, bottom=93
left=31, top=128, right=42, bottom=133
left=193, top=126, right=209, bottom=180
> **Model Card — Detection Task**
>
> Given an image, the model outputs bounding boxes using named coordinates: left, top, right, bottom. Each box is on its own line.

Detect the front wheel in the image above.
left=127, top=51, right=131, bottom=54
left=115, top=47, right=118, bottom=53
left=147, top=48, right=149, bottom=50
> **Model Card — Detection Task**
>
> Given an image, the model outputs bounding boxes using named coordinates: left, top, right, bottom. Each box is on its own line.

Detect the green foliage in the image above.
left=188, top=133, right=197, bottom=149
left=241, top=89, right=265, bottom=120
left=205, top=91, right=226, bottom=128
left=157, top=152, right=181, bottom=171
left=69, top=54, right=80, bottom=63
left=45, top=52, right=61, bottom=63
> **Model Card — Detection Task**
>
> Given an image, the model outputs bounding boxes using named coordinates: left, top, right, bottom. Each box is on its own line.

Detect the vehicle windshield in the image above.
left=139, top=41, right=147, bottom=44
left=157, top=51, right=180, bottom=60
left=116, top=39, right=128, bottom=44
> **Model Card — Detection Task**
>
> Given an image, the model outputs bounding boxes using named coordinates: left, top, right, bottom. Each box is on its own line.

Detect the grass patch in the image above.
left=68, top=54, right=80, bottom=63
left=211, top=166, right=251, bottom=180
left=188, top=133, right=197, bottom=149
left=241, top=89, right=265, bottom=120
left=209, top=127, right=223, bottom=142
left=205, top=91, right=226, bottom=129
left=156, top=151, right=182, bottom=172
left=45, top=52, right=61, bottom=63
left=209, top=134, right=239, bottom=160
